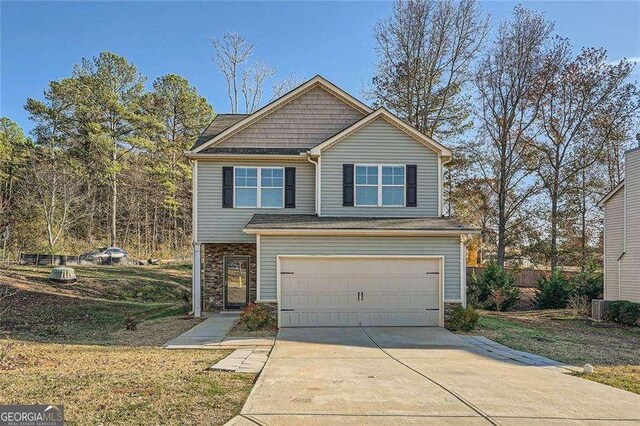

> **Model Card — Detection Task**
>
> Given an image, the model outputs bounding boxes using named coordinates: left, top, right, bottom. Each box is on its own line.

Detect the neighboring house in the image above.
left=598, top=146, right=640, bottom=303
left=185, top=76, right=478, bottom=327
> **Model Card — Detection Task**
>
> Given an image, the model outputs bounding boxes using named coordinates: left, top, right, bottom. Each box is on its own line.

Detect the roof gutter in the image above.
left=184, top=152, right=309, bottom=161
left=242, top=228, right=481, bottom=236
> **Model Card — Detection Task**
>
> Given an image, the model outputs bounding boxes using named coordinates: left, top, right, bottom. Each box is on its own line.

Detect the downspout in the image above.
left=307, top=154, right=319, bottom=215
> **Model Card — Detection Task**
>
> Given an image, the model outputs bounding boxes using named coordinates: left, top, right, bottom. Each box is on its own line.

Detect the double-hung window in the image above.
left=355, top=164, right=405, bottom=207
left=234, top=167, right=284, bottom=208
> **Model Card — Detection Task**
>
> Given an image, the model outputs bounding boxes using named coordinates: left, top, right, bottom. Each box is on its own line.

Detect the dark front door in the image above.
left=224, top=256, right=249, bottom=308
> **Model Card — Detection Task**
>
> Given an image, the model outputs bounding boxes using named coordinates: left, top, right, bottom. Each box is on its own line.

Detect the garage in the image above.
left=277, top=256, right=442, bottom=327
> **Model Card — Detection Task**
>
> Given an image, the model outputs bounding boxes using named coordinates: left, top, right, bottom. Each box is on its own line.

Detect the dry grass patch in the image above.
left=470, top=310, right=640, bottom=394
left=0, top=341, right=255, bottom=425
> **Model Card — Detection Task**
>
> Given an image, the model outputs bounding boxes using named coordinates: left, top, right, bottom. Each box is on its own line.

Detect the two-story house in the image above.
left=186, top=76, right=478, bottom=327
left=598, top=146, right=640, bottom=303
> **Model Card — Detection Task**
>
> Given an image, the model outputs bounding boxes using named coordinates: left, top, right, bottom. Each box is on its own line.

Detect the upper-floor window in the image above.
left=355, top=164, right=405, bottom=207
left=234, top=167, right=284, bottom=208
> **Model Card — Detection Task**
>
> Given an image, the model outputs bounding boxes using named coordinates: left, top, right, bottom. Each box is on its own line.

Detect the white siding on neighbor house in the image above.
left=196, top=160, right=315, bottom=242
left=320, top=118, right=440, bottom=217
left=620, top=148, right=640, bottom=302
left=216, top=86, right=365, bottom=149
left=258, top=235, right=462, bottom=301
left=604, top=189, right=624, bottom=300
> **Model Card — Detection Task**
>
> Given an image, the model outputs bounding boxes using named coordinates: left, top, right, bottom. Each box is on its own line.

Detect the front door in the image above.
left=224, top=256, right=249, bottom=309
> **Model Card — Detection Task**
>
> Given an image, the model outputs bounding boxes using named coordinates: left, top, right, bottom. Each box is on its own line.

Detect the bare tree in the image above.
left=241, top=61, right=276, bottom=113
left=531, top=45, right=636, bottom=270
left=22, top=154, right=87, bottom=254
left=211, top=33, right=254, bottom=113
left=369, top=0, right=488, bottom=139
left=271, top=72, right=305, bottom=99
left=471, top=6, right=555, bottom=267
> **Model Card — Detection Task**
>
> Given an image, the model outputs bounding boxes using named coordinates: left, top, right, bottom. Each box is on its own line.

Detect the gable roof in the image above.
left=189, top=75, right=372, bottom=154
left=190, top=114, right=248, bottom=151
left=308, top=108, right=453, bottom=161
left=598, top=180, right=625, bottom=207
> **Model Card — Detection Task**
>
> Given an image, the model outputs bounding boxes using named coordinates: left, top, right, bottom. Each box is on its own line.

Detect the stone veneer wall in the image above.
left=444, top=302, right=463, bottom=328
left=203, top=243, right=256, bottom=311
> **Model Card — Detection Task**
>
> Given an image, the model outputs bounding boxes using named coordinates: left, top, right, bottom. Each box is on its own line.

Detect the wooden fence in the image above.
left=466, top=267, right=575, bottom=288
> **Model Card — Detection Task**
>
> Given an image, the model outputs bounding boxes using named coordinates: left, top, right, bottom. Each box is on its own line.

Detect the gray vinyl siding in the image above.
left=196, top=160, right=315, bottom=242
left=258, top=235, right=462, bottom=301
left=216, top=86, right=364, bottom=149
left=320, top=118, right=440, bottom=217
left=620, top=148, right=640, bottom=302
left=604, top=189, right=624, bottom=300
left=603, top=148, right=640, bottom=303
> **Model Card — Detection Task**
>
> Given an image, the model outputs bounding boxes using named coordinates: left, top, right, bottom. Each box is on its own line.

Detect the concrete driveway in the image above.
left=233, top=327, right=640, bottom=425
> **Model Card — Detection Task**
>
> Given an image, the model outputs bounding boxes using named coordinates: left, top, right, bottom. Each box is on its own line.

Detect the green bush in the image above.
left=534, top=270, right=573, bottom=309
left=467, top=263, right=520, bottom=311
left=237, top=303, right=276, bottom=331
left=448, top=305, right=479, bottom=332
left=570, top=266, right=603, bottom=301
left=606, top=301, right=624, bottom=322
left=606, top=301, right=640, bottom=326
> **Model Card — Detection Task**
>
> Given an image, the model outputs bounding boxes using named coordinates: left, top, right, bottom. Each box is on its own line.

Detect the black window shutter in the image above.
left=406, top=165, right=417, bottom=207
left=222, top=167, right=233, bottom=208
left=343, top=164, right=354, bottom=206
left=285, top=167, right=296, bottom=208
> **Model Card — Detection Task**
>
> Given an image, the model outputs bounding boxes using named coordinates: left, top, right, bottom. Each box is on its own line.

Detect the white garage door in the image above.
left=279, top=257, right=441, bottom=327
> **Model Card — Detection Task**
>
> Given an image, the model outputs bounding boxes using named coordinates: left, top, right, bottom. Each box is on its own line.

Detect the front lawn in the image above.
left=471, top=310, right=640, bottom=394
left=0, top=342, right=254, bottom=424
left=0, top=264, right=257, bottom=424
left=0, top=264, right=195, bottom=344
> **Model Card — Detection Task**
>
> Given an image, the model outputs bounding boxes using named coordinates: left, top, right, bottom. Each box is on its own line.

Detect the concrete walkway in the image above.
left=231, top=327, right=640, bottom=425
left=210, top=347, right=271, bottom=373
left=459, top=335, right=580, bottom=373
left=164, top=312, right=275, bottom=349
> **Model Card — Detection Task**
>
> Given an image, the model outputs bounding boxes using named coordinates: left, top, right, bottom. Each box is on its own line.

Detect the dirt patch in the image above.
left=113, top=316, right=204, bottom=346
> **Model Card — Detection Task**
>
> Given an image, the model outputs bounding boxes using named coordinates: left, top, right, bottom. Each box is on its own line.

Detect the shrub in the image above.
left=534, top=270, right=573, bottom=309
left=570, top=266, right=603, bottom=301
left=619, top=302, right=640, bottom=326
left=448, top=305, right=479, bottom=332
left=606, top=301, right=640, bottom=326
left=467, top=263, right=520, bottom=311
left=605, top=301, right=624, bottom=322
left=238, top=303, right=276, bottom=331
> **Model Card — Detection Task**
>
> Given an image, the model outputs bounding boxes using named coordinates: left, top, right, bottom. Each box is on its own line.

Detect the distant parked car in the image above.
left=81, top=247, right=128, bottom=264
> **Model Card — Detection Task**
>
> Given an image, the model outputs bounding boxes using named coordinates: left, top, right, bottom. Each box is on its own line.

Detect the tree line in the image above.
left=1, top=54, right=214, bottom=259
left=370, top=1, right=639, bottom=271
left=1, top=1, right=638, bottom=269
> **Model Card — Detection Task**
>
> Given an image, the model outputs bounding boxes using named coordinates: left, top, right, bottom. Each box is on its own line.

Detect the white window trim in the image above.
left=354, top=164, right=406, bottom=207
left=233, top=166, right=285, bottom=209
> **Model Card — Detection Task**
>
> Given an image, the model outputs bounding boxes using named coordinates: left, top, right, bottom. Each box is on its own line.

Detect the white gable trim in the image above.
left=308, top=108, right=453, bottom=161
left=598, top=181, right=625, bottom=208
left=190, top=76, right=372, bottom=154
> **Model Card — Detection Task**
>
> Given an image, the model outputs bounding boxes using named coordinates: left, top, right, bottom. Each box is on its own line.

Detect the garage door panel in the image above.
left=280, top=257, right=441, bottom=327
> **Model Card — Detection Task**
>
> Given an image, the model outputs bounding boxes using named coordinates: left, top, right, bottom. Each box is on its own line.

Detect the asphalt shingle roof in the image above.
left=190, top=114, right=248, bottom=150
left=244, top=214, right=478, bottom=232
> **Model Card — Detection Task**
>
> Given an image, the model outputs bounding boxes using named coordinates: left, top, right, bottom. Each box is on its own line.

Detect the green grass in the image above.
left=469, top=310, right=640, bottom=394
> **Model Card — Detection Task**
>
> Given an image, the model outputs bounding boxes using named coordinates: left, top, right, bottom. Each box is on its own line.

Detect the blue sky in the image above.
left=2, top=1, right=639, bottom=134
